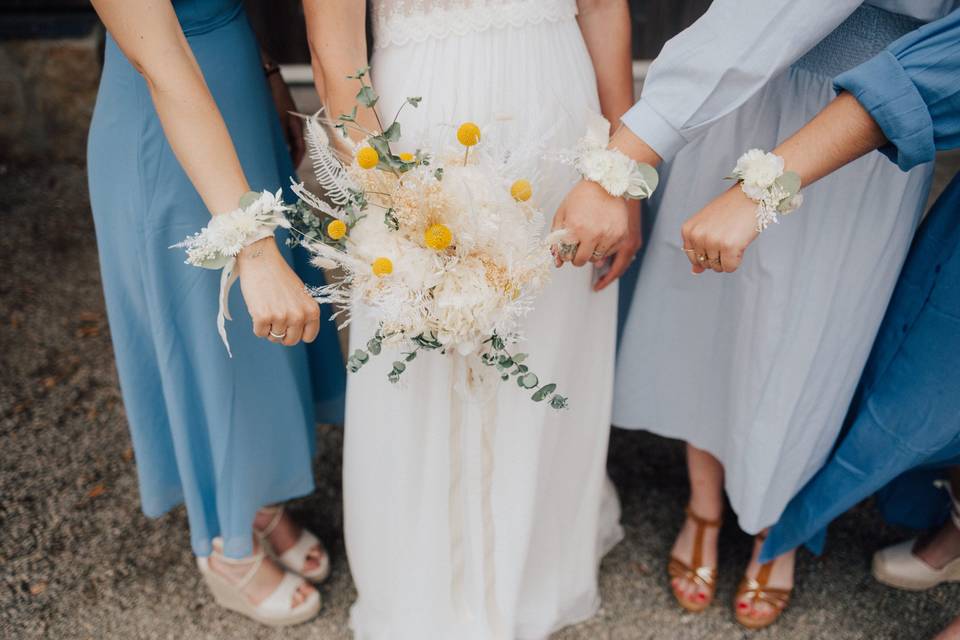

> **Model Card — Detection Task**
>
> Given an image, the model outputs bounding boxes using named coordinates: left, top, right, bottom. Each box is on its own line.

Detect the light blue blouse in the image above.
left=622, top=0, right=960, bottom=162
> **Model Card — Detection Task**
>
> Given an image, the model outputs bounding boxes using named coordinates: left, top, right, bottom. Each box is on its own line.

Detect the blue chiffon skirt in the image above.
left=86, top=3, right=345, bottom=559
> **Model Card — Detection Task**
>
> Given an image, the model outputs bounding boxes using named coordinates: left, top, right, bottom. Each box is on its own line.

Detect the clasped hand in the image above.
left=680, top=187, right=759, bottom=274
left=237, top=237, right=321, bottom=346
left=551, top=180, right=642, bottom=291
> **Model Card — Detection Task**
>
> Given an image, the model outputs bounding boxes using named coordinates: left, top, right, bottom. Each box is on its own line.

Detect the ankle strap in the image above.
left=685, top=507, right=722, bottom=528
left=256, top=505, right=285, bottom=538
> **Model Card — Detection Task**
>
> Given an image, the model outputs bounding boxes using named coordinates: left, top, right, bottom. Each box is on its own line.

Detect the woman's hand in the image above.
left=592, top=197, right=641, bottom=291
left=267, top=70, right=306, bottom=168
left=552, top=180, right=632, bottom=268
left=680, top=187, right=759, bottom=274
left=237, top=237, right=320, bottom=346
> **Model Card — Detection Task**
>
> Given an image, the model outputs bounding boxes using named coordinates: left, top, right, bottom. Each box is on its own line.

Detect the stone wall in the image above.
left=0, top=27, right=103, bottom=164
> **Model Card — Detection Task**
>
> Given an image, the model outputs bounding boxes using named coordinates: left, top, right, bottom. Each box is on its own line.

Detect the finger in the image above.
left=302, top=305, right=321, bottom=343
left=706, top=245, right=723, bottom=273
left=572, top=238, right=597, bottom=267
left=721, top=247, right=742, bottom=273
left=253, top=315, right=271, bottom=339
left=268, top=322, right=288, bottom=343
left=594, top=248, right=631, bottom=291
left=302, top=317, right=320, bottom=344
left=680, top=225, right=700, bottom=271
left=282, top=316, right=305, bottom=346
left=590, top=245, right=611, bottom=265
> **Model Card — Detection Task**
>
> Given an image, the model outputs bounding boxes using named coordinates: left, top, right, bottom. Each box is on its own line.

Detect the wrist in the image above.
left=609, top=124, right=662, bottom=168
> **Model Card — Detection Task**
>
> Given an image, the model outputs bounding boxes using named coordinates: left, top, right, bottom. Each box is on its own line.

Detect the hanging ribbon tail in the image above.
left=449, top=355, right=469, bottom=622
left=217, top=257, right=239, bottom=358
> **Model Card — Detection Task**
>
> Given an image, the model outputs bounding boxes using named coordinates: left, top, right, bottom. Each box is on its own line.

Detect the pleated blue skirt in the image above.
left=87, top=3, right=345, bottom=559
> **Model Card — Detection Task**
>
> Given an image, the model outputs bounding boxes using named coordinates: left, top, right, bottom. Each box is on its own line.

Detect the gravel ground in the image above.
left=2, top=159, right=959, bottom=640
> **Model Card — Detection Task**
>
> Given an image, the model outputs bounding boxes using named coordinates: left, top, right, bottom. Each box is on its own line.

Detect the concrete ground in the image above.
left=2, top=156, right=960, bottom=640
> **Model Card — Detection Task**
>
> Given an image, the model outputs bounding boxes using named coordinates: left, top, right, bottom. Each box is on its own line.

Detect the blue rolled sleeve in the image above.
left=835, top=9, right=960, bottom=171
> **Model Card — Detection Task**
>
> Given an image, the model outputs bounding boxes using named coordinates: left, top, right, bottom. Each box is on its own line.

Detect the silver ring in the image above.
left=557, top=241, right=579, bottom=261
left=591, top=249, right=605, bottom=260
left=269, top=330, right=287, bottom=339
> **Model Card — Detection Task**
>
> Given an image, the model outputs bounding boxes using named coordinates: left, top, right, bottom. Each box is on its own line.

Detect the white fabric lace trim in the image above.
left=372, top=0, right=578, bottom=49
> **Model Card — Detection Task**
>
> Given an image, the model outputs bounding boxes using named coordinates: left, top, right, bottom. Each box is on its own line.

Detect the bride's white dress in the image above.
left=342, top=1, right=623, bottom=638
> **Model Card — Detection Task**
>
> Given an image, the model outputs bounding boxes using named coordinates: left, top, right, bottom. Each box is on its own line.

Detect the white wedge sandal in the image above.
left=197, top=538, right=321, bottom=627
left=873, top=480, right=960, bottom=591
left=256, top=506, right=331, bottom=583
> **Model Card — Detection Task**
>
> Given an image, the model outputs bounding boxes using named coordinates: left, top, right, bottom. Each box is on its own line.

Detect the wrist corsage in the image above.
left=729, top=149, right=803, bottom=232
left=574, top=112, right=659, bottom=200
left=172, top=189, right=291, bottom=356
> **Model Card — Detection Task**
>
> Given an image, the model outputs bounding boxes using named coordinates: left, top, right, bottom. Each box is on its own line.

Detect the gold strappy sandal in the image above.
left=668, top=507, right=722, bottom=613
left=734, top=535, right=792, bottom=630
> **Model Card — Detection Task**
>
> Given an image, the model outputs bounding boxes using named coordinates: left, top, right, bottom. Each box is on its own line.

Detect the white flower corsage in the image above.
left=729, top=149, right=803, bottom=232
left=173, top=189, right=291, bottom=356
left=574, top=112, right=659, bottom=200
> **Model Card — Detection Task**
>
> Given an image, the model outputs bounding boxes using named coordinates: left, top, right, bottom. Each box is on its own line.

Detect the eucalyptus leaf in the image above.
left=366, top=338, right=382, bottom=355
left=383, top=122, right=401, bottom=142
left=520, top=373, right=539, bottom=389
left=434, top=167, right=444, bottom=181
left=775, top=171, right=801, bottom=198
left=238, top=191, right=260, bottom=209
left=531, top=383, right=557, bottom=402
left=635, top=163, right=660, bottom=194
left=357, top=85, right=379, bottom=109
left=512, top=353, right=528, bottom=363
left=392, top=361, right=406, bottom=374
left=406, top=96, right=422, bottom=107
left=550, top=395, right=569, bottom=410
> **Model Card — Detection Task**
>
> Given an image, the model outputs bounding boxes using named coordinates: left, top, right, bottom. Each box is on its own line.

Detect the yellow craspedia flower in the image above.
left=357, top=146, right=379, bottom=169
left=510, top=179, right=532, bottom=202
left=424, top=223, right=452, bottom=251
left=505, top=283, right=520, bottom=300
left=398, top=152, right=415, bottom=162
left=456, top=122, right=481, bottom=147
left=371, top=257, right=393, bottom=277
left=326, top=219, right=347, bottom=240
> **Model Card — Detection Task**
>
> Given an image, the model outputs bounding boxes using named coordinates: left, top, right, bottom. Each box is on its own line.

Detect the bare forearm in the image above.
left=303, top=0, right=378, bottom=135
left=773, top=91, right=888, bottom=188
left=91, top=0, right=248, bottom=214
left=578, top=0, right=634, bottom=124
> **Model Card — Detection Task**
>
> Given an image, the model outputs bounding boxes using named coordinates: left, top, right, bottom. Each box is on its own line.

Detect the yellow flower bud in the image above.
left=357, top=146, right=379, bottom=169
left=399, top=152, right=415, bottom=162
left=424, top=223, right=453, bottom=251
left=510, top=179, right=532, bottom=202
left=326, top=219, right=347, bottom=240
left=456, top=122, right=481, bottom=147
left=371, top=257, right=393, bottom=277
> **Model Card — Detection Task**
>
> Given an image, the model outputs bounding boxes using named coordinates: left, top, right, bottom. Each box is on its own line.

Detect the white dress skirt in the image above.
left=614, top=62, right=934, bottom=534
left=343, top=2, right=623, bottom=638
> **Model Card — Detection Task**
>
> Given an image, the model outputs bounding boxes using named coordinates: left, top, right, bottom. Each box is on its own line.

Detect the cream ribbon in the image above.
left=216, top=228, right=276, bottom=358
left=449, top=354, right=506, bottom=639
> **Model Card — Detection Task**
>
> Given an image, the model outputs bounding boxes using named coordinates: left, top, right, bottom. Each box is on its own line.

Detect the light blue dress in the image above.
left=763, top=8, right=960, bottom=562
left=87, top=0, right=345, bottom=559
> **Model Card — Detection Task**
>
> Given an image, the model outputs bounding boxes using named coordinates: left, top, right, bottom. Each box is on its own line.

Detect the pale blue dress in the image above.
left=87, top=0, right=345, bottom=559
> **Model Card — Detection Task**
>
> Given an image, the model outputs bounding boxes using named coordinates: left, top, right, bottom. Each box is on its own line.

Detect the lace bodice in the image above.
left=371, top=0, right=579, bottom=49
